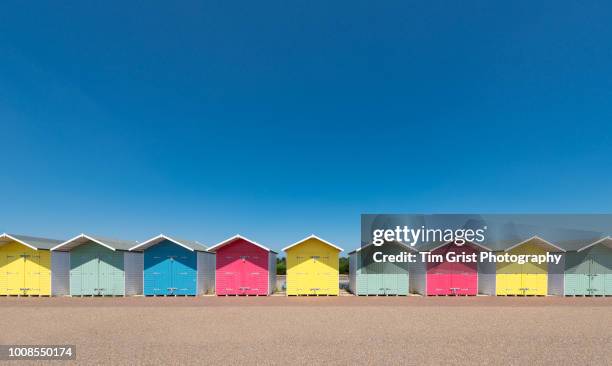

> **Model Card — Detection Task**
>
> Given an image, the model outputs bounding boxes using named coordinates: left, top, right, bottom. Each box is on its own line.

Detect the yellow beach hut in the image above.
left=0, top=233, right=69, bottom=296
left=496, top=236, right=565, bottom=296
left=284, top=235, right=343, bottom=296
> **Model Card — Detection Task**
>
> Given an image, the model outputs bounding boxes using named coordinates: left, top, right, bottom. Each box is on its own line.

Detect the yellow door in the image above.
left=496, top=257, right=522, bottom=295
left=24, top=250, right=52, bottom=295
left=496, top=243, right=548, bottom=296
left=0, top=242, right=52, bottom=296
left=286, top=238, right=340, bottom=296
left=1, top=246, right=23, bottom=295
left=289, top=254, right=308, bottom=295
left=520, top=243, right=548, bottom=296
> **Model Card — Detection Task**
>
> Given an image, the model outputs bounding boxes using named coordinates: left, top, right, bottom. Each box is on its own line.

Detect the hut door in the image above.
left=221, top=254, right=240, bottom=294
left=0, top=252, right=7, bottom=294
left=241, top=253, right=262, bottom=295
left=80, top=254, right=98, bottom=295
left=588, top=258, right=604, bottom=296
left=98, top=251, right=124, bottom=296
left=2, top=251, right=23, bottom=295
left=452, top=247, right=478, bottom=295
left=564, top=252, right=590, bottom=296
left=381, top=261, right=397, bottom=295
left=238, top=255, right=250, bottom=294
left=452, top=266, right=478, bottom=295
left=293, top=255, right=308, bottom=294
left=365, top=260, right=383, bottom=295
left=312, top=254, right=331, bottom=295
left=172, top=254, right=196, bottom=296
left=23, top=251, right=50, bottom=296
left=147, top=253, right=171, bottom=295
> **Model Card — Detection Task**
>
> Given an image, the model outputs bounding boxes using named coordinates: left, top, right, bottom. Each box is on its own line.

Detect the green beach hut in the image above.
left=348, top=242, right=416, bottom=296
left=564, top=237, right=612, bottom=296
left=52, top=234, right=143, bottom=296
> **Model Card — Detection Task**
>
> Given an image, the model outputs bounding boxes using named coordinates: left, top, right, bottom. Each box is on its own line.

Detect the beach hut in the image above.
left=284, top=235, right=343, bottom=296
left=208, top=235, right=276, bottom=296
left=349, top=242, right=415, bottom=296
left=0, top=233, right=69, bottom=296
left=495, top=236, right=565, bottom=296
left=130, top=234, right=215, bottom=296
left=409, top=240, right=489, bottom=296
left=564, top=237, right=612, bottom=296
left=51, top=234, right=143, bottom=296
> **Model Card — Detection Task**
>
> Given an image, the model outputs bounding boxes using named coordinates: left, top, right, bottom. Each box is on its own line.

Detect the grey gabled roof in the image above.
left=0, top=233, right=64, bottom=250
left=130, top=234, right=209, bottom=252
left=51, top=234, right=139, bottom=251
left=577, top=237, right=612, bottom=252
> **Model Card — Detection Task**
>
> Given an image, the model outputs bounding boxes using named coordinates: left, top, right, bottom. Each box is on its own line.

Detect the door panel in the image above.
left=3, top=251, right=23, bottom=295
left=83, top=256, right=98, bottom=295
left=145, top=253, right=171, bottom=295
left=312, top=254, right=331, bottom=294
left=382, top=273, right=398, bottom=295
left=219, top=254, right=240, bottom=295
left=565, top=252, right=593, bottom=295
left=365, top=261, right=383, bottom=295
left=70, top=244, right=100, bottom=295
left=427, top=246, right=454, bottom=295
left=0, top=251, right=7, bottom=294
left=452, top=247, right=478, bottom=295
left=98, top=251, right=124, bottom=296
left=605, top=274, right=612, bottom=295
left=172, top=254, right=197, bottom=296
left=588, top=259, right=604, bottom=295
left=290, top=255, right=307, bottom=295
left=24, top=251, right=51, bottom=296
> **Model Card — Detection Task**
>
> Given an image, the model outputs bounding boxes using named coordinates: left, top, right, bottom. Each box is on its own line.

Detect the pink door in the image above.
left=426, top=244, right=478, bottom=295
left=217, top=252, right=240, bottom=295
left=216, top=239, right=269, bottom=295
left=240, top=250, right=265, bottom=295
left=427, top=251, right=453, bottom=295
left=452, top=247, right=478, bottom=295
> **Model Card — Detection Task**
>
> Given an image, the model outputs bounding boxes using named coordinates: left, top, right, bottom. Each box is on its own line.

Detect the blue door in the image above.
left=144, top=241, right=197, bottom=295
left=172, top=251, right=197, bottom=295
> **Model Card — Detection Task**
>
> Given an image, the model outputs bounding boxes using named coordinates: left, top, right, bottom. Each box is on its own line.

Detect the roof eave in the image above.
left=0, top=233, right=39, bottom=250
left=577, top=236, right=612, bottom=252
left=51, top=234, right=117, bottom=251
left=208, top=234, right=273, bottom=253
left=283, top=235, right=344, bottom=252
left=130, top=234, right=196, bottom=252
left=504, top=236, right=566, bottom=253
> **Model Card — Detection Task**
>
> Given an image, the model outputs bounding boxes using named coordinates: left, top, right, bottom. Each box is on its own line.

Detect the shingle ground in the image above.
left=0, top=296, right=610, bottom=365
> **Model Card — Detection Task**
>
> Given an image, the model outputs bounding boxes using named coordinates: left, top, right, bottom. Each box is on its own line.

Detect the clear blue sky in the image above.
left=1, top=1, right=611, bottom=253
